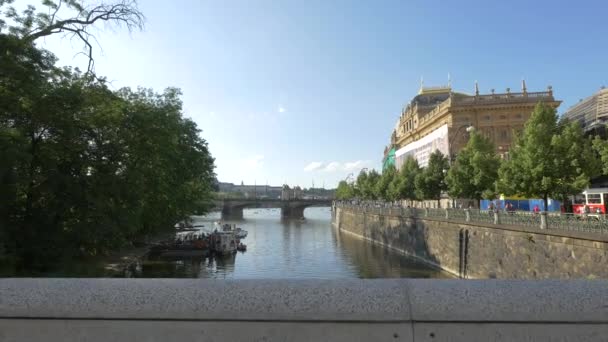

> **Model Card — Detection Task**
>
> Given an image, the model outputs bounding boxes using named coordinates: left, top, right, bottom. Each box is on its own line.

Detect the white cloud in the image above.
left=324, top=162, right=341, bottom=172
left=304, top=161, right=324, bottom=172
left=241, top=155, right=264, bottom=170
left=343, top=160, right=369, bottom=171
left=278, top=106, right=286, bottom=113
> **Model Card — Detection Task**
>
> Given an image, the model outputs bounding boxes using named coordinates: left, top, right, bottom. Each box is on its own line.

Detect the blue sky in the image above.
left=34, top=0, right=608, bottom=188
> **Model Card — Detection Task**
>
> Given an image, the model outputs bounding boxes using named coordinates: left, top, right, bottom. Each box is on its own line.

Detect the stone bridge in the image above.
left=216, top=198, right=332, bottom=219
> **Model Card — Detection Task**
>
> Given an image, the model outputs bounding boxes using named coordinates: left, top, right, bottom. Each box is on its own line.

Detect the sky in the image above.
left=28, top=0, right=608, bottom=188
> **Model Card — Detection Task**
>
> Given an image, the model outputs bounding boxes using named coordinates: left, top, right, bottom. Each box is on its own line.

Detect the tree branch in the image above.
left=20, top=0, right=144, bottom=75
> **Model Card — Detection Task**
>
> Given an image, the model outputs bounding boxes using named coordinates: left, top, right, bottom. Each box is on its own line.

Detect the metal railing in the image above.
left=333, top=200, right=608, bottom=234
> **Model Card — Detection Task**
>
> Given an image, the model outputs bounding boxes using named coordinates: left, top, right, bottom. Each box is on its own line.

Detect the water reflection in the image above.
left=127, top=207, right=450, bottom=279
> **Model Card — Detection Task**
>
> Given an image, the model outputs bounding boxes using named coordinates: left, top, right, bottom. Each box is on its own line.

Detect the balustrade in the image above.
left=333, top=200, right=608, bottom=233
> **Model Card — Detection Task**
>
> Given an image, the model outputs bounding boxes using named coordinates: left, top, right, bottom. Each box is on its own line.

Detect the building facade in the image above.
left=385, top=82, right=561, bottom=169
left=562, top=87, right=608, bottom=136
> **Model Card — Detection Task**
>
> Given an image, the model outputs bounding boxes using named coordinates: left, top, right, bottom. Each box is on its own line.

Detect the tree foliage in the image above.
left=551, top=120, right=601, bottom=208
left=415, top=151, right=449, bottom=206
left=0, top=33, right=214, bottom=269
left=395, top=156, right=421, bottom=201
left=446, top=131, right=500, bottom=204
left=375, top=165, right=396, bottom=200
left=498, top=103, right=598, bottom=210
left=335, top=180, right=355, bottom=200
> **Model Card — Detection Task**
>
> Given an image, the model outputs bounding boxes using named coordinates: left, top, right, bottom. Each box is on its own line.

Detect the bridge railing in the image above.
left=333, top=200, right=608, bottom=234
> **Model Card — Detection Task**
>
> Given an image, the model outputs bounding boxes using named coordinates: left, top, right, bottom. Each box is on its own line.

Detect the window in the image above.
left=499, top=115, right=507, bottom=120
left=587, top=194, right=602, bottom=204
left=515, top=114, right=523, bottom=119
left=500, top=130, right=508, bottom=140
left=484, top=115, right=491, bottom=121
left=573, top=195, right=585, bottom=204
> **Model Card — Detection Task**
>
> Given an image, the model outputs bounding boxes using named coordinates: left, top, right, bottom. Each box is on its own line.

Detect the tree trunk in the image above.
left=543, top=193, right=548, bottom=212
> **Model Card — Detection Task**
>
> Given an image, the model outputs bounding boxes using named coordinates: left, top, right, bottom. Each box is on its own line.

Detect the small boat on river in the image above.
left=149, top=232, right=209, bottom=258
left=209, top=229, right=238, bottom=255
left=221, top=223, right=248, bottom=239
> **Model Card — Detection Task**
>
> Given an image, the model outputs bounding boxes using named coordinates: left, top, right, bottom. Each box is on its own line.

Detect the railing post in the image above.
left=540, top=212, right=548, bottom=229
left=494, top=210, right=500, bottom=225
left=424, top=208, right=429, bottom=217
left=465, top=208, right=470, bottom=222
left=445, top=209, right=449, bottom=220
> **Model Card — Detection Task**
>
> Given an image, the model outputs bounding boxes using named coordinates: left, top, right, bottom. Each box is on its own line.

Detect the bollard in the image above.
left=494, top=210, right=500, bottom=225
left=465, top=208, right=470, bottom=222
left=540, top=212, right=548, bottom=229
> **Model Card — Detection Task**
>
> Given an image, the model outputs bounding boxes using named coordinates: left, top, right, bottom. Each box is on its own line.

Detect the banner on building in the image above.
left=395, top=124, right=449, bottom=168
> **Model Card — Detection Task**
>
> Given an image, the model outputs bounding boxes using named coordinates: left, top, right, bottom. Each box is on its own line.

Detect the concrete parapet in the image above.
left=1, top=279, right=608, bottom=341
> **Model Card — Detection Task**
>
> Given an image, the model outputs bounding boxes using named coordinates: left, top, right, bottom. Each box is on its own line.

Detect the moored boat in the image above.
left=209, top=229, right=238, bottom=255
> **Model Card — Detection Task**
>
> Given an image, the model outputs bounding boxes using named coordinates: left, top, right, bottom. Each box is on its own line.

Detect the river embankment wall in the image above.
left=333, top=206, right=608, bottom=278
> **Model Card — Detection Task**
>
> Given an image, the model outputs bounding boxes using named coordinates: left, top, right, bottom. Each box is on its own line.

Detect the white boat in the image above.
left=221, top=223, right=248, bottom=239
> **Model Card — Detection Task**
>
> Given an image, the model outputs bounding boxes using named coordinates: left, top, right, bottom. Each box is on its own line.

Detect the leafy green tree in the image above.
left=415, top=151, right=449, bottom=207
left=335, top=180, right=355, bottom=200
left=354, top=169, right=380, bottom=200
left=364, top=169, right=381, bottom=200
left=375, top=165, right=396, bottom=200
left=551, top=121, right=600, bottom=211
left=395, top=156, right=421, bottom=202
left=0, top=18, right=215, bottom=269
left=498, top=103, right=598, bottom=210
left=354, top=170, right=368, bottom=198
left=446, top=131, right=501, bottom=206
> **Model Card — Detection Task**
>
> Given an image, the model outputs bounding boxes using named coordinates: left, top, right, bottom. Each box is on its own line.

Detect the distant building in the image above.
left=281, top=185, right=292, bottom=200
left=562, top=87, right=608, bottom=136
left=385, top=81, right=561, bottom=168
left=293, top=186, right=302, bottom=200
left=219, top=182, right=282, bottom=199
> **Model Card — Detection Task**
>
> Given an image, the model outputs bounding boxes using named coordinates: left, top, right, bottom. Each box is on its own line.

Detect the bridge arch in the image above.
left=217, top=199, right=332, bottom=220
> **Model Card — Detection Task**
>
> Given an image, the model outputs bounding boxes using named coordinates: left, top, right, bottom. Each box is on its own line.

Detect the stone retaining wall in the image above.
left=334, top=206, right=608, bottom=279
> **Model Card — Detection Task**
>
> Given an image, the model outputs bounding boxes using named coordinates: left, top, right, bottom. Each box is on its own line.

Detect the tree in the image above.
left=551, top=121, right=600, bottom=211
left=354, top=170, right=368, bottom=198
left=375, top=165, right=396, bottom=200
left=355, top=169, right=380, bottom=200
left=415, top=151, right=449, bottom=207
left=1, top=0, right=145, bottom=75
left=498, top=103, right=597, bottom=210
left=335, top=180, right=355, bottom=200
left=364, top=169, right=381, bottom=200
left=0, top=31, right=215, bottom=269
left=395, top=156, right=421, bottom=202
left=446, top=131, right=501, bottom=206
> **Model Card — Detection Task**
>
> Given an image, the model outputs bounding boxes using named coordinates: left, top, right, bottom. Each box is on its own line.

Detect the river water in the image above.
left=125, top=207, right=450, bottom=279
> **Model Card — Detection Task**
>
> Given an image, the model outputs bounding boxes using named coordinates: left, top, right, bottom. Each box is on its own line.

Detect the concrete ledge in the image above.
left=0, top=279, right=410, bottom=322
left=2, top=279, right=608, bottom=323
left=3, top=279, right=608, bottom=341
